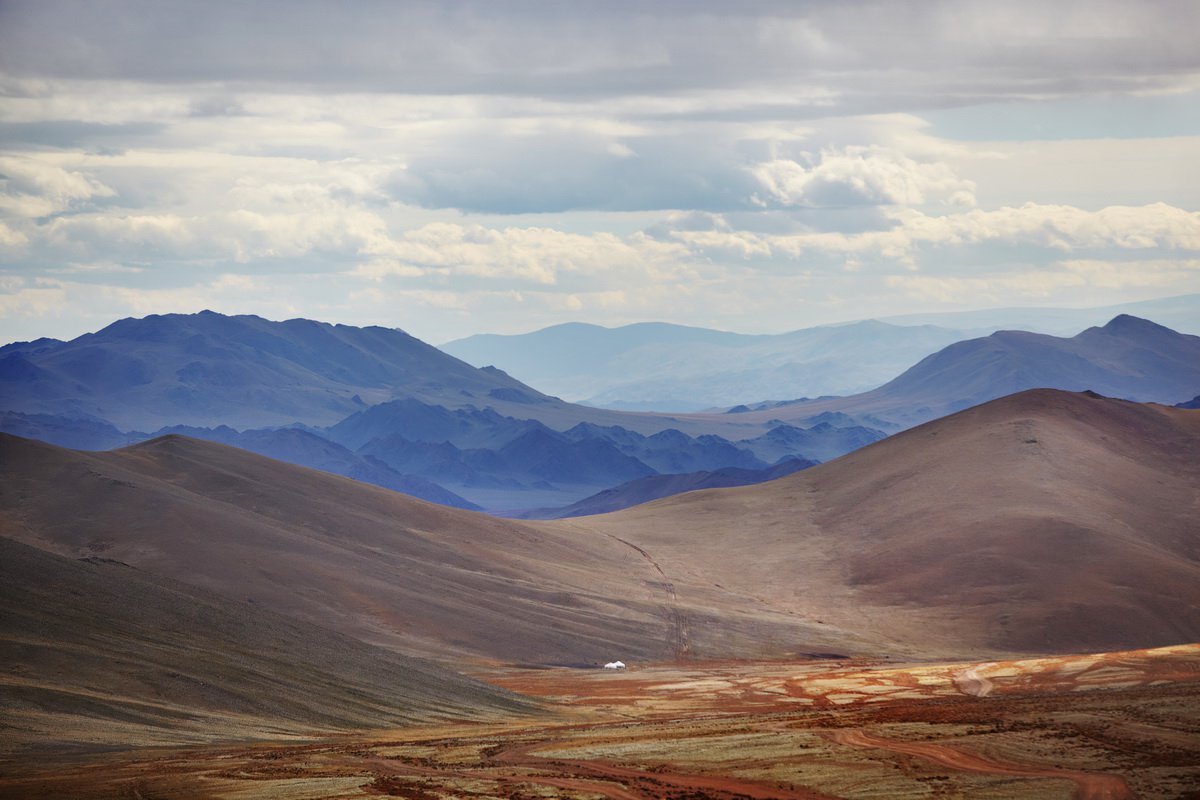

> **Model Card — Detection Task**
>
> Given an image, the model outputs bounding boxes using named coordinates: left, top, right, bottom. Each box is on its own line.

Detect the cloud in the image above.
left=665, top=202, right=1200, bottom=271
left=0, top=155, right=116, bottom=217
left=2, top=1, right=1196, bottom=107
left=886, top=258, right=1200, bottom=304
left=751, top=146, right=976, bottom=208
left=354, top=222, right=691, bottom=287
left=1, top=1, right=1197, bottom=344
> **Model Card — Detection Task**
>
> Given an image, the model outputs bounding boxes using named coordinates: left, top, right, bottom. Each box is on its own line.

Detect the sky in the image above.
left=1, top=0, right=1199, bottom=345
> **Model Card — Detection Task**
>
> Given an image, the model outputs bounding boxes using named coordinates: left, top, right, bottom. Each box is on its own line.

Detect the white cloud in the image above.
left=886, top=258, right=1200, bottom=304
left=0, top=155, right=116, bottom=217
left=751, top=146, right=976, bottom=208
left=354, top=222, right=691, bottom=286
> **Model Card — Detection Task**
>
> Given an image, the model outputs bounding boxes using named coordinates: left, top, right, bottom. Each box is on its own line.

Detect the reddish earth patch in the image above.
left=828, top=729, right=1136, bottom=800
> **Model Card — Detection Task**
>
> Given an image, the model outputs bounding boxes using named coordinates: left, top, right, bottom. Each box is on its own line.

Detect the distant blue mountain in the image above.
left=0, top=310, right=552, bottom=430
left=441, top=295, right=1200, bottom=412
left=441, top=319, right=974, bottom=411
left=0, top=311, right=905, bottom=513
left=733, top=315, right=1200, bottom=431
left=519, top=458, right=817, bottom=519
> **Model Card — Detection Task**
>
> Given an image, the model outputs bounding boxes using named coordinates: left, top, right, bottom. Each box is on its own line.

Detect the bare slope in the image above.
left=4, top=389, right=1197, bottom=664
left=0, top=536, right=534, bottom=752
left=0, top=433, right=837, bottom=664
left=566, top=390, right=1200, bottom=656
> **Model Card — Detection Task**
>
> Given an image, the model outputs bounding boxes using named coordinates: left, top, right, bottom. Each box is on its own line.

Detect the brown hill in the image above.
left=0, top=433, right=836, bottom=665
left=566, top=389, right=1200, bottom=656
left=3, top=389, right=1197, bottom=664
left=0, top=536, right=534, bottom=752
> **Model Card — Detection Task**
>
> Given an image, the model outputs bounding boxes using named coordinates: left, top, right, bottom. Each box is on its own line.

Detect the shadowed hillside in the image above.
left=3, top=389, right=1198, bottom=665
left=0, top=433, right=839, bottom=664
left=0, top=537, right=534, bottom=752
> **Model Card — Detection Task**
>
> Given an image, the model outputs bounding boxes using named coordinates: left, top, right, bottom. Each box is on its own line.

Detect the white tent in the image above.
left=603, top=660, right=626, bottom=669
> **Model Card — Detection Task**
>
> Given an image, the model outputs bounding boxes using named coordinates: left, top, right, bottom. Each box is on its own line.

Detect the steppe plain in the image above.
left=3, top=644, right=1198, bottom=799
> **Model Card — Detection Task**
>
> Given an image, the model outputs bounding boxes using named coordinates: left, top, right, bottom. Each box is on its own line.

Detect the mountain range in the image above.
left=703, top=314, right=1200, bottom=431
left=440, top=293, right=1200, bottom=411
left=0, top=310, right=553, bottom=430
left=0, top=312, right=885, bottom=512
left=2, top=310, right=1197, bottom=517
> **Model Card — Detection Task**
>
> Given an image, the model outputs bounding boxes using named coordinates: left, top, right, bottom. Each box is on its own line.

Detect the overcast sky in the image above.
left=1, top=0, right=1198, bottom=343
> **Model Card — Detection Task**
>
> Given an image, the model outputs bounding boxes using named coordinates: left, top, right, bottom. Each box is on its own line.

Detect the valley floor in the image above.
left=2, top=644, right=1198, bottom=800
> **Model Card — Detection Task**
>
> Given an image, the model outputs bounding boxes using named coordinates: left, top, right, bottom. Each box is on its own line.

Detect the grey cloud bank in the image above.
left=1, top=0, right=1198, bottom=343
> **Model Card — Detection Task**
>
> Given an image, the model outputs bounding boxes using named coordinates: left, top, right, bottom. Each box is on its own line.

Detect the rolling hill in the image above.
left=568, top=389, right=1200, bottom=656
left=3, top=388, right=1198, bottom=664
left=0, top=536, right=534, bottom=752
left=0, top=432, right=836, bottom=664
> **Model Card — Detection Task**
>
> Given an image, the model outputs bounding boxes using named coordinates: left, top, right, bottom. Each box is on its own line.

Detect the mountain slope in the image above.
left=717, top=315, right=1200, bottom=430
left=0, top=536, right=533, bottom=751
left=0, top=433, right=835, bottom=664
left=0, top=310, right=552, bottom=429
left=564, top=390, right=1200, bottom=656
left=6, top=390, right=1194, bottom=663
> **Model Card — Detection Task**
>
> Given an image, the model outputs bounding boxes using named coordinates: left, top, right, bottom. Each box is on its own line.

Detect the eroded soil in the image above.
left=2, top=644, right=1198, bottom=799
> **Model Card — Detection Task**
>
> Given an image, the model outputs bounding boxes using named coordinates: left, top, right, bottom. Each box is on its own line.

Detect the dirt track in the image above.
left=830, top=729, right=1137, bottom=799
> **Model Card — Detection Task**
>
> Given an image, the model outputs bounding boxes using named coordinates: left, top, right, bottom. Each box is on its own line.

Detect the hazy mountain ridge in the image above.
left=716, top=314, right=1200, bottom=431
left=442, top=319, right=978, bottom=411
left=439, top=294, right=1200, bottom=412
left=0, top=311, right=869, bottom=512
left=4, top=309, right=1196, bottom=515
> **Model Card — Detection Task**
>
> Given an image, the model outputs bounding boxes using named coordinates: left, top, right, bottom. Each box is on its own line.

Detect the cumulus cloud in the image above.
left=0, top=155, right=116, bottom=217
left=752, top=146, right=976, bottom=208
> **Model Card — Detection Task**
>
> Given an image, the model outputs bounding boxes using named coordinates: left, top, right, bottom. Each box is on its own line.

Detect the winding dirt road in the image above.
left=830, top=729, right=1136, bottom=799
left=953, top=662, right=997, bottom=696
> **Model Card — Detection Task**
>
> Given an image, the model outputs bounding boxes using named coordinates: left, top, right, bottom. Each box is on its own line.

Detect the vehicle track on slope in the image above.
left=608, top=534, right=690, bottom=661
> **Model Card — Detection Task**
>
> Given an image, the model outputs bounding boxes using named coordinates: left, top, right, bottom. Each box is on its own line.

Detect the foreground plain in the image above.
left=2, top=644, right=1197, bottom=799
